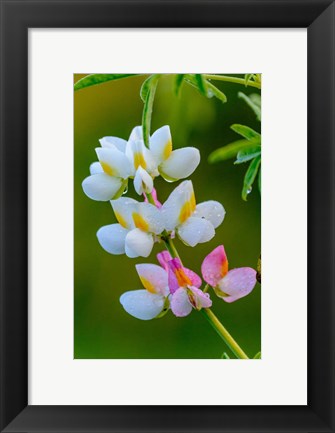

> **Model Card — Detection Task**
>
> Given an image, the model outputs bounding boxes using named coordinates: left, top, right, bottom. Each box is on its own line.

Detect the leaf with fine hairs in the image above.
left=242, top=156, right=261, bottom=201
left=231, top=124, right=261, bottom=140
left=208, top=137, right=260, bottom=163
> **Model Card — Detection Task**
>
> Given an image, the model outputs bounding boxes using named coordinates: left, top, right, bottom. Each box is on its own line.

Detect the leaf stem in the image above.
left=201, top=308, right=249, bottom=359
left=203, top=74, right=261, bottom=90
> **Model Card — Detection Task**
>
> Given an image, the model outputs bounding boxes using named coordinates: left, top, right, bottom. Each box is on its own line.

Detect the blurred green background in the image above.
left=74, top=74, right=261, bottom=359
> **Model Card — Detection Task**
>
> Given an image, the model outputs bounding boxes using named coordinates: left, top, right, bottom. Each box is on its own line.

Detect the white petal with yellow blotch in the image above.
left=161, top=180, right=225, bottom=247
left=96, top=147, right=132, bottom=179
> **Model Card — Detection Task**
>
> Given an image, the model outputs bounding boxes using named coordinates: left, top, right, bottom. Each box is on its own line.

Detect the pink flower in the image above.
left=201, top=245, right=257, bottom=303
left=158, top=252, right=212, bottom=317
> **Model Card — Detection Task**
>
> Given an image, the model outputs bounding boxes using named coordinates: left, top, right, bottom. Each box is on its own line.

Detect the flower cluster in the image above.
left=82, top=124, right=257, bottom=321
left=120, top=246, right=256, bottom=320
left=82, top=125, right=200, bottom=200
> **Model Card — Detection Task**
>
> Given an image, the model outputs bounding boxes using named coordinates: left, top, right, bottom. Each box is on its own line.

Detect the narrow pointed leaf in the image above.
left=206, top=81, right=227, bottom=103
left=221, top=352, right=230, bottom=359
left=231, top=124, right=261, bottom=140
left=244, top=73, right=255, bottom=86
left=242, top=155, right=261, bottom=201
left=140, top=75, right=156, bottom=102
left=253, top=351, right=261, bottom=359
left=208, top=138, right=260, bottom=163
left=74, top=74, right=139, bottom=91
left=142, top=75, right=159, bottom=147
left=238, top=91, right=261, bottom=121
left=235, top=146, right=261, bottom=164
left=195, top=74, right=208, bottom=96
left=185, top=75, right=227, bottom=103
left=174, top=74, right=185, bottom=96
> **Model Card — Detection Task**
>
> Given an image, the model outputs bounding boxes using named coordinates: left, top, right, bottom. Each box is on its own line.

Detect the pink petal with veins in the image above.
left=201, top=245, right=228, bottom=287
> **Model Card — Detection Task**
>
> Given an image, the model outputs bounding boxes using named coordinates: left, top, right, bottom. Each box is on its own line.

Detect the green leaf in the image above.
left=206, top=81, right=227, bottom=103
left=208, top=138, right=260, bottom=163
left=231, top=124, right=261, bottom=141
left=74, top=74, right=139, bottom=91
left=195, top=74, right=208, bottom=96
left=140, top=75, right=156, bottom=103
left=174, top=74, right=185, bottom=96
left=238, top=91, right=261, bottom=121
left=185, top=75, right=227, bottom=103
left=221, top=352, right=230, bottom=359
left=142, top=75, right=160, bottom=147
left=235, top=146, right=261, bottom=164
left=258, top=167, right=261, bottom=194
left=244, top=73, right=255, bottom=86
left=242, top=155, right=261, bottom=201
left=253, top=351, right=261, bottom=359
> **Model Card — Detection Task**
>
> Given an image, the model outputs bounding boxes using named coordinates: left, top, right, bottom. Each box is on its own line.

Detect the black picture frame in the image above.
left=1, top=0, right=334, bottom=432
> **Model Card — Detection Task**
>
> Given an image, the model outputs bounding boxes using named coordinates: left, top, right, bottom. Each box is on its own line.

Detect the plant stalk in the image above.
left=201, top=308, right=249, bottom=359
left=203, top=74, right=261, bottom=90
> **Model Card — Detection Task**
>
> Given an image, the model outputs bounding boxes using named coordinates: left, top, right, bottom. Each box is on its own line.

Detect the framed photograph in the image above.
left=0, top=0, right=334, bottom=432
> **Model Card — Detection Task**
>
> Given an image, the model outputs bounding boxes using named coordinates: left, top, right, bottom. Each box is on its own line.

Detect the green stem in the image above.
left=201, top=308, right=249, bottom=359
left=163, top=236, right=180, bottom=260
left=203, top=74, right=261, bottom=90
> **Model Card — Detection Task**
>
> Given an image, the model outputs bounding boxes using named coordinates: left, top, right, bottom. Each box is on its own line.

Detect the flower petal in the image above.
left=111, top=197, right=138, bottom=230
left=167, top=258, right=193, bottom=294
left=188, top=286, right=212, bottom=309
left=96, top=147, right=132, bottom=179
left=160, top=148, right=200, bottom=181
left=201, top=245, right=229, bottom=287
left=161, top=180, right=196, bottom=231
left=82, top=174, right=122, bottom=201
left=128, top=125, right=143, bottom=142
left=96, top=224, right=128, bottom=254
left=125, top=229, right=154, bottom=258
left=99, top=136, right=127, bottom=153
left=217, top=268, right=257, bottom=303
left=178, top=217, right=215, bottom=247
left=136, top=263, right=169, bottom=296
left=120, top=290, right=165, bottom=320
left=136, top=202, right=165, bottom=234
left=184, top=269, right=202, bottom=288
left=157, top=250, right=173, bottom=271
left=89, top=162, right=103, bottom=175
left=133, top=166, right=154, bottom=195
left=149, top=125, right=172, bottom=163
left=126, top=139, right=157, bottom=174
left=170, top=288, right=193, bottom=317
left=194, top=201, right=226, bottom=229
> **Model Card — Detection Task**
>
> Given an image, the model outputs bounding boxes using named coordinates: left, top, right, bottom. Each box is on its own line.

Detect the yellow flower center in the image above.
left=114, top=212, right=128, bottom=228
left=132, top=212, right=149, bottom=232
left=179, top=192, right=196, bottom=223
left=139, top=276, right=157, bottom=294
left=100, top=161, right=117, bottom=177
left=134, top=152, right=147, bottom=169
left=163, top=140, right=172, bottom=160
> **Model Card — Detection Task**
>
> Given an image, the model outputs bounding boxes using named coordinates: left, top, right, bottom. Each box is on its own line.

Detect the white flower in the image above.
left=82, top=137, right=132, bottom=201
left=149, top=125, right=200, bottom=182
left=96, top=197, right=164, bottom=258
left=82, top=125, right=201, bottom=200
left=161, top=180, right=225, bottom=247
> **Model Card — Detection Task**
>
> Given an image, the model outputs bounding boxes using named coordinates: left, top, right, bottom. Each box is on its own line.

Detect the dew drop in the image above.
left=122, top=186, right=129, bottom=195
left=247, top=186, right=252, bottom=195
left=207, top=89, right=214, bottom=98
